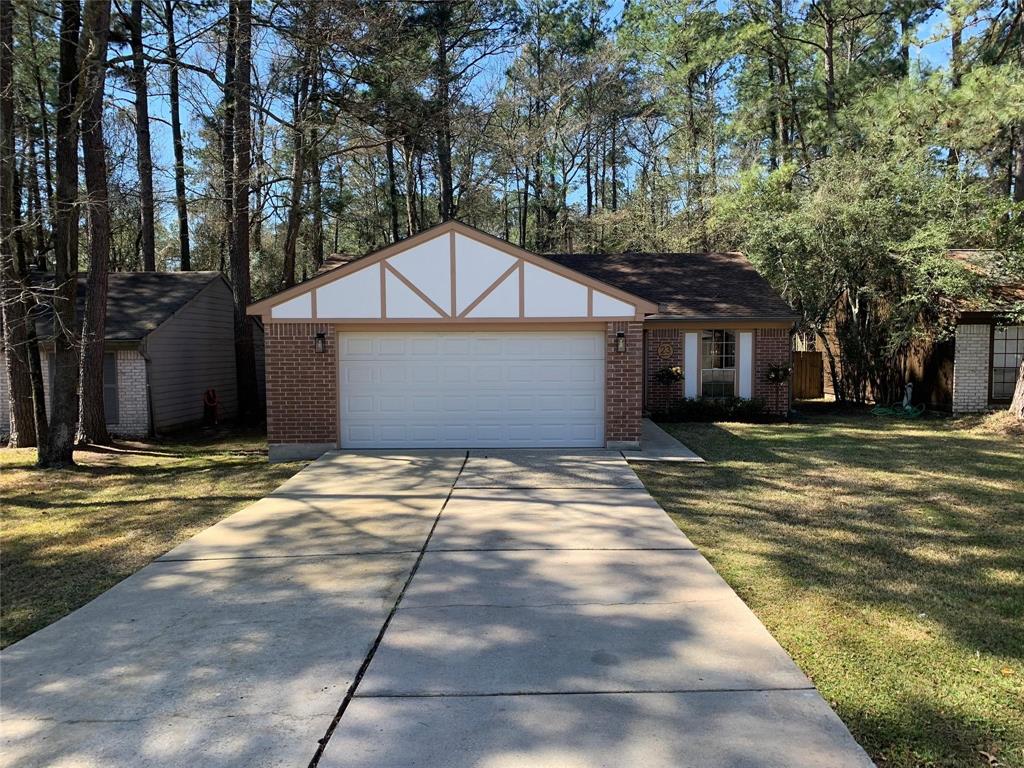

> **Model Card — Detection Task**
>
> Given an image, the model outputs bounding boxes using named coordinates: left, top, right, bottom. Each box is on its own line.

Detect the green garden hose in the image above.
left=871, top=402, right=927, bottom=418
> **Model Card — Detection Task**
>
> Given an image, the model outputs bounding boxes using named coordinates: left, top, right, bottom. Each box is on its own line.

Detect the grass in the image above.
left=634, top=408, right=1024, bottom=768
left=0, top=429, right=304, bottom=649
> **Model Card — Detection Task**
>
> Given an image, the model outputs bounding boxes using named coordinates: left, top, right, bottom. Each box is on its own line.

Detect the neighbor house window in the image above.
left=46, top=352, right=119, bottom=424
left=991, top=325, right=1023, bottom=402
left=701, top=330, right=736, bottom=398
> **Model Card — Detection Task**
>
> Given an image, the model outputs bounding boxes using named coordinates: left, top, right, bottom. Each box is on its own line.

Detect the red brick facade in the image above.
left=754, top=327, right=792, bottom=416
left=262, top=321, right=789, bottom=452
left=644, top=327, right=684, bottom=413
left=604, top=321, right=644, bottom=445
left=265, top=323, right=338, bottom=444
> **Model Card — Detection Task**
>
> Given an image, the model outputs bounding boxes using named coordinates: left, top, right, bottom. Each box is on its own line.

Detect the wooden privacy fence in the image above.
left=792, top=351, right=824, bottom=399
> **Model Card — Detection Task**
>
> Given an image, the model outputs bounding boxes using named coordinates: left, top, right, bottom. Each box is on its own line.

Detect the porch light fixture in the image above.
left=616, top=331, right=626, bottom=353
left=314, top=332, right=327, bottom=354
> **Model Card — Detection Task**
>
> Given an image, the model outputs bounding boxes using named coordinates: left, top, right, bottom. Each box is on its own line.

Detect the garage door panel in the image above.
left=339, top=332, right=605, bottom=449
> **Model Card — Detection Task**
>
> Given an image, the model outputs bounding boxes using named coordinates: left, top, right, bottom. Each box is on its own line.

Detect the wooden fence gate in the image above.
left=792, top=351, right=824, bottom=399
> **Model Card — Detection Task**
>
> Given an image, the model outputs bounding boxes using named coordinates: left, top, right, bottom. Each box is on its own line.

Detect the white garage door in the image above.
left=339, top=331, right=605, bottom=448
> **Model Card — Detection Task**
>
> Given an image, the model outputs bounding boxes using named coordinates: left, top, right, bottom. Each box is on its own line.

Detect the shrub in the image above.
left=651, top=397, right=775, bottom=423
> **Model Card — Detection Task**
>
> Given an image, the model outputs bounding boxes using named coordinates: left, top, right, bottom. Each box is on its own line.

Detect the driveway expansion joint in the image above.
left=154, top=549, right=424, bottom=563
left=306, top=451, right=469, bottom=768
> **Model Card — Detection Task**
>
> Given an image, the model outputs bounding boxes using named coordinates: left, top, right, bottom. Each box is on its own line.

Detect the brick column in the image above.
left=952, top=324, right=990, bottom=413
left=753, top=328, right=792, bottom=416
left=605, top=321, right=643, bottom=448
left=265, top=322, right=338, bottom=460
left=645, top=328, right=684, bottom=415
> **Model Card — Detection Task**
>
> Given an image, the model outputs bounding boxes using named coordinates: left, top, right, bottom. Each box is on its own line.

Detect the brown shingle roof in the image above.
left=546, top=251, right=797, bottom=321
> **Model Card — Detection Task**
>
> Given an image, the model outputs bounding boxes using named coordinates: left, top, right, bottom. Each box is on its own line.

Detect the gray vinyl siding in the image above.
left=145, top=277, right=238, bottom=430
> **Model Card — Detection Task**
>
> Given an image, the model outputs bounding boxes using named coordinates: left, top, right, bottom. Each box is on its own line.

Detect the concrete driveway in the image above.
left=1, top=450, right=874, bottom=768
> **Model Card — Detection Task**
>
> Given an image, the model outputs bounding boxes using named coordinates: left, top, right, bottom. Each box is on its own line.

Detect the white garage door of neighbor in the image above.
left=339, top=331, right=605, bottom=448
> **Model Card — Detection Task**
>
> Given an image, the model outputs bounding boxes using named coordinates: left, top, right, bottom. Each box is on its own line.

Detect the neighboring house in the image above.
left=248, top=221, right=797, bottom=460
left=0, top=271, right=264, bottom=438
left=947, top=251, right=1024, bottom=413
left=815, top=250, right=1023, bottom=412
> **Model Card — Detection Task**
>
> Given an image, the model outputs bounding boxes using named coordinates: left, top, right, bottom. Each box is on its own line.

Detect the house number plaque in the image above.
left=657, top=342, right=674, bottom=360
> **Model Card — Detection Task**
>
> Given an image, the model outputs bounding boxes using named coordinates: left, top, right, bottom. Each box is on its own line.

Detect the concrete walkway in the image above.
left=1, top=450, right=874, bottom=768
left=621, top=418, right=705, bottom=462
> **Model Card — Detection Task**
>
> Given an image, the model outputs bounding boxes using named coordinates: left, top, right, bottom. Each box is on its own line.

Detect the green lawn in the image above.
left=634, top=410, right=1023, bottom=768
left=0, top=431, right=304, bottom=648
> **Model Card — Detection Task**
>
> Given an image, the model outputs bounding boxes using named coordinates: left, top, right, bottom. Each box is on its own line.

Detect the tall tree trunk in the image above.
left=78, top=0, right=113, bottom=445
left=402, top=139, right=417, bottom=235
left=519, top=164, right=528, bottom=247
left=27, top=9, right=54, bottom=214
left=1012, top=124, right=1024, bottom=209
left=281, top=81, right=307, bottom=288
left=610, top=120, right=618, bottom=212
left=385, top=138, right=400, bottom=242
left=26, top=133, right=47, bottom=268
left=947, top=13, right=963, bottom=168
left=1, top=0, right=37, bottom=446
left=433, top=10, right=455, bottom=221
left=309, top=139, right=324, bottom=269
left=222, top=5, right=236, bottom=275
left=43, top=0, right=83, bottom=467
left=1010, top=359, right=1024, bottom=421
left=821, top=3, right=837, bottom=136
left=899, top=11, right=911, bottom=76
left=129, top=0, right=154, bottom=271
left=585, top=128, right=592, bottom=218
left=230, top=0, right=258, bottom=421
left=164, top=0, right=190, bottom=270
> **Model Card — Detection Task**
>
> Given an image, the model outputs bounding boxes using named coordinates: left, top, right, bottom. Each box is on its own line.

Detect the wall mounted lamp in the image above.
left=616, top=331, right=626, bottom=353
left=314, top=332, right=327, bottom=354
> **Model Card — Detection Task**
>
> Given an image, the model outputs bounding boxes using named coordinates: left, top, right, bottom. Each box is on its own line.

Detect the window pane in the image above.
left=991, top=326, right=1024, bottom=400
left=701, top=330, right=737, bottom=398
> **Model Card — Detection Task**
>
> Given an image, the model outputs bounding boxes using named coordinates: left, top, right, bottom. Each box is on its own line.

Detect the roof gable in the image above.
left=248, top=222, right=657, bottom=322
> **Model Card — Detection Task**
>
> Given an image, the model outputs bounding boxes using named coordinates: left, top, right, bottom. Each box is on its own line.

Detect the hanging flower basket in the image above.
left=765, top=364, right=792, bottom=384
left=655, top=366, right=684, bottom=385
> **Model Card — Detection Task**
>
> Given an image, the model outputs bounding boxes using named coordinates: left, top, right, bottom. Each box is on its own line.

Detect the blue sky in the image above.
left=120, top=1, right=956, bottom=221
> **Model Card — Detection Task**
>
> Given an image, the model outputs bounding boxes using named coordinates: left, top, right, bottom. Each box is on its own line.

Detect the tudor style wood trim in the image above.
left=518, top=259, right=525, bottom=319
left=330, top=321, right=606, bottom=332
left=261, top=316, right=635, bottom=326
left=384, top=261, right=450, bottom=318
left=457, top=259, right=521, bottom=318
left=450, top=222, right=657, bottom=312
left=449, top=230, right=457, bottom=318
left=248, top=220, right=658, bottom=317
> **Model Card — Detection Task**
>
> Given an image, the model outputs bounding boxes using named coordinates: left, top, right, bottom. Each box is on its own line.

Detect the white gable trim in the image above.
left=249, top=222, right=657, bottom=322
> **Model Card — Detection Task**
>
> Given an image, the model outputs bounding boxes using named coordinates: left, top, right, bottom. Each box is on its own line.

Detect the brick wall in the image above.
left=0, top=348, right=149, bottom=437
left=605, top=321, right=643, bottom=446
left=265, top=322, right=338, bottom=444
left=645, top=328, right=684, bottom=414
left=753, top=328, right=792, bottom=416
left=114, top=350, right=149, bottom=436
left=952, top=324, right=990, bottom=413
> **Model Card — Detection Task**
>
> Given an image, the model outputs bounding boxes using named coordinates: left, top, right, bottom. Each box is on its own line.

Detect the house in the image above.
left=815, top=250, right=1023, bottom=412
left=248, top=221, right=797, bottom=460
left=946, top=251, right=1024, bottom=413
left=0, top=271, right=265, bottom=438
